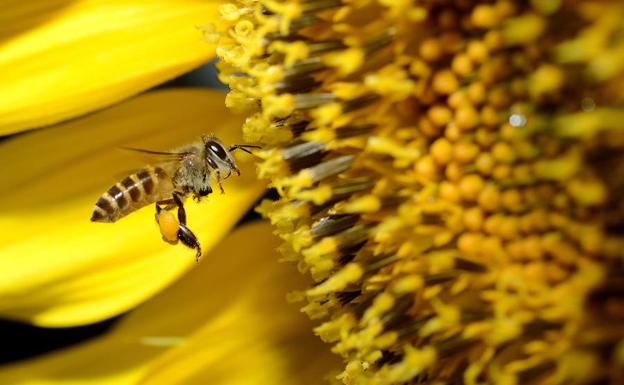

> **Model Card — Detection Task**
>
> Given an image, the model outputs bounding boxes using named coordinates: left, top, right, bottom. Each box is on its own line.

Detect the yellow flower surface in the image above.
left=0, top=222, right=340, bottom=385
left=216, top=0, right=624, bottom=384
left=0, top=0, right=221, bottom=135
left=0, top=89, right=265, bottom=327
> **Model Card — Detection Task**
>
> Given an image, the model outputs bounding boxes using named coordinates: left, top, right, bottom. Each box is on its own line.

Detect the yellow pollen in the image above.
left=216, top=0, right=624, bottom=383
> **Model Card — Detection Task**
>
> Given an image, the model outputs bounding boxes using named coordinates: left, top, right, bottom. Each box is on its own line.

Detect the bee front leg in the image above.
left=215, top=170, right=225, bottom=194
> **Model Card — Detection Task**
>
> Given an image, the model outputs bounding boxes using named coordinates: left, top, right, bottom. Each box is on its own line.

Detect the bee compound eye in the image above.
left=207, top=140, right=228, bottom=160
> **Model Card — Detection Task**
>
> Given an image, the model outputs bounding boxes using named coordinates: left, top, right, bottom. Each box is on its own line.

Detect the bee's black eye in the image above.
left=206, top=140, right=228, bottom=160
left=199, top=187, right=211, bottom=196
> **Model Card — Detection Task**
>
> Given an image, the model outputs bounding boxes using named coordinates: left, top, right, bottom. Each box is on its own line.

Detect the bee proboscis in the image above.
left=90, top=135, right=259, bottom=261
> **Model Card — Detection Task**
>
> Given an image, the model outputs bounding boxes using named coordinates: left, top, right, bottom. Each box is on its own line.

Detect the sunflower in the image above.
left=2, top=0, right=624, bottom=384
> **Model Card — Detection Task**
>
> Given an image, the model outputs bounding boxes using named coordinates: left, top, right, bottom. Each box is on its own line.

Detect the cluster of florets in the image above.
left=216, top=1, right=624, bottom=384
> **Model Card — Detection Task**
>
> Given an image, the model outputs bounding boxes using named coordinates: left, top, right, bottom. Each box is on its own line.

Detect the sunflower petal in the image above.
left=0, top=0, right=221, bottom=135
left=0, top=223, right=339, bottom=385
left=0, top=88, right=265, bottom=327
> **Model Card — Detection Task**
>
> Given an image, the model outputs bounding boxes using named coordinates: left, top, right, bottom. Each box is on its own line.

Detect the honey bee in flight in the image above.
left=90, top=135, right=259, bottom=261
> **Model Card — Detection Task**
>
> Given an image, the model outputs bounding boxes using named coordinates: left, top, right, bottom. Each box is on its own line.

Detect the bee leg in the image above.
left=215, top=170, right=225, bottom=194
left=228, top=144, right=261, bottom=154
left=178, top=223, right=202, bottom=262
left=172, top=192, right=187, bottom=224
left=155, top=199, right=176, bottom=222
left=171, top=192, right=202, bottom=262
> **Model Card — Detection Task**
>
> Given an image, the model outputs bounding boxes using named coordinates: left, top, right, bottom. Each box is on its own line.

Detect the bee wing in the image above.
left=120, top=147, right=193, bottom=160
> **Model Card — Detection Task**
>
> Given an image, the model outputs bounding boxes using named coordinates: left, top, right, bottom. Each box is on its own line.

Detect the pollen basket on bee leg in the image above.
left=156, top=210, right=180, bottom=243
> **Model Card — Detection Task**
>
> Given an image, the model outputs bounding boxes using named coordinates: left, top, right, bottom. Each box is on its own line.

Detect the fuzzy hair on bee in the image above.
left=90, top=135, right=260, bottom=261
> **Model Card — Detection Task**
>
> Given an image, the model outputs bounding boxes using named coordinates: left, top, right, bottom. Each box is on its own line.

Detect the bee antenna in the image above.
left=228, top=144, right=262, bottom=155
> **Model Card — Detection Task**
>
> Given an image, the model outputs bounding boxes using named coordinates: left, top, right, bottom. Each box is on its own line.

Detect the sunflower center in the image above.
left=216, top=0, right=624, bottom=383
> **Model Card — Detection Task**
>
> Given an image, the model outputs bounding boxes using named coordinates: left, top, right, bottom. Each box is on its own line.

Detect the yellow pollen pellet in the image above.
left=431, top=138, right=453, bottom=165
left=467, top=40, right=490, bottom=63
left=483, top=214, right=502, bottom=235
left=476, top=153, right=495, bottom=175
left=445, top=162, right=464, bottom=182
left=444, top=122, right=462, bottom=142
left=459, top=174, right=485, bottom=202
left=499, top=217, right=519, bottom=240
left=463, top=206, right=484, bottom=231
left=475, top=128, right=496, bottom=147
left=501, top=189, right=522, bottom=211
left=427, top=105, right=452, bottom=126
left=156, top=210, right=179, bottom=243
left=439, top=181, right=461, bottom=203
left=432, top=70, right=460, bottom=95
left=455, top=106, right=480, bottom=131
left=492, top=164, right=512, bottom=181
left=480, top=104, right=501, bottom=126
left=452, top=53, right=474, bottom=76
left=478, top=184, right=501, bottom=212
left=492, top=142, right=516, bottom=163
left=448, top=90, right=470, bottom=109
left=419, top=38, right=443, bottom=62
left=467, top=82, right=487, bottom=104
left=453, top=140, right=480, bottom=164
left=416, top=156, right=438, bottom=179
left=458, top=233, right=482, bottom=255
left=417, top=116, right=438, bottom=137
left=471, top=4, right=498, bottom=28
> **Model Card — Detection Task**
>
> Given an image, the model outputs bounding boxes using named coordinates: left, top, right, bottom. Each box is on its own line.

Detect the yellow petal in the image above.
left=0, top=88, right=265, bottom=327
left=0, top=0, right=221, bottom=135
left=0, top=223, right=339, bottom=385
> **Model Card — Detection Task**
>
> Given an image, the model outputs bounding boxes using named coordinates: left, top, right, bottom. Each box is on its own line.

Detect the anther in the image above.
left=304, top=155, right=354, bottom=183
left=310, top=214, right=360, bottom=240
left=294, top=93, right=338, bottom=109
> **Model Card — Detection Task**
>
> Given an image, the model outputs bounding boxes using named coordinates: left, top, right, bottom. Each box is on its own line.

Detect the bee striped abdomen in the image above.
left=91, top=166, right=174, bottom=223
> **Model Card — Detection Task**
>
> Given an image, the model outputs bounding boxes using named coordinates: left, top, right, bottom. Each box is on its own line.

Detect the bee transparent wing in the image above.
left=120, top=147, right=193, bottom=160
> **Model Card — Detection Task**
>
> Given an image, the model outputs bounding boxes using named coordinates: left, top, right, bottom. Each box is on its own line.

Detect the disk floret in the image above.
left=217, top=1, right=624, bottom=384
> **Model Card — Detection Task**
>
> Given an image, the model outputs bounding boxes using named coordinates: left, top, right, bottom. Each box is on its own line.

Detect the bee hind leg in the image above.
left=172, top=192, right=202, bottom=262
left=178, top=224, right=202, bottom=262
left=155, top=199, right=176, bottom=222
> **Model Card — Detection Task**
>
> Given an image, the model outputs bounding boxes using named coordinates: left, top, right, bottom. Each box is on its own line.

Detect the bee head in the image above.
left=202, top=136, right=239, bottom=175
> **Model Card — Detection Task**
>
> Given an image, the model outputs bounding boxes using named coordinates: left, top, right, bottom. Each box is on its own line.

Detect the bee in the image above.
left=90, top=135, right=259, bottom=261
